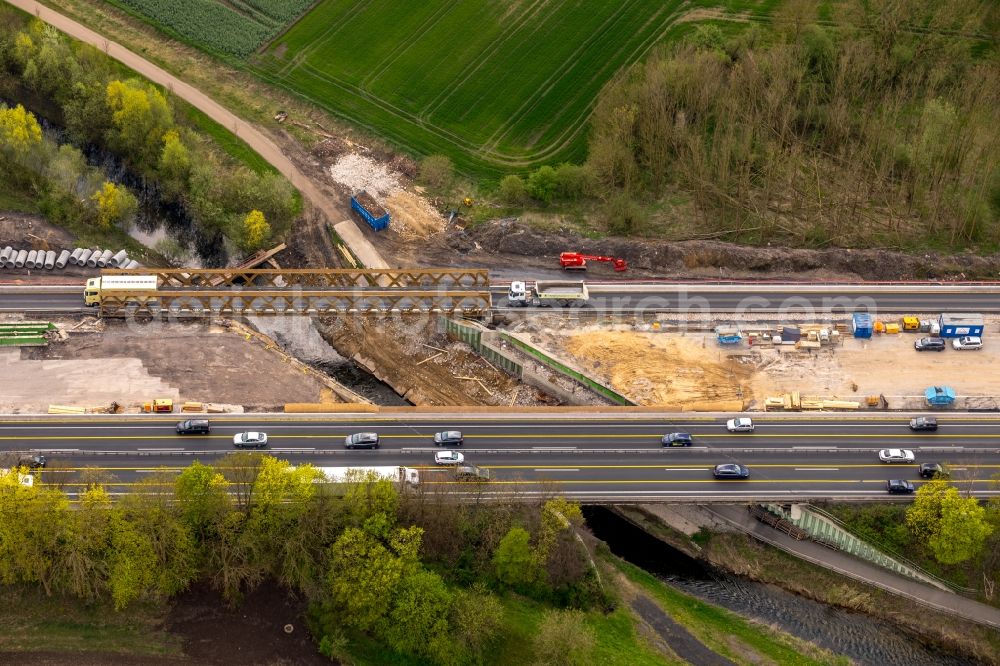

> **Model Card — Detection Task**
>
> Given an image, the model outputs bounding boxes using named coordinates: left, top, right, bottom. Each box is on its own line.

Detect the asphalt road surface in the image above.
left=3, top=414, right=998, bottom=501
left=3, top=282, right=1000, bottom=315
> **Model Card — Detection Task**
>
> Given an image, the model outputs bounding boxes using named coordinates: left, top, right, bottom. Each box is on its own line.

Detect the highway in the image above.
left=3, top=414, right=999, bottom=502
left=3, top=281, right=1000, bottom=315
left=491, top=282, right=1000, bottom=314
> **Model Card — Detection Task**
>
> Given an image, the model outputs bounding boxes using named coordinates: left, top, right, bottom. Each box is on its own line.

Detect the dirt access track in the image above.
left=5, top=319, right=337, bottom=412
left=3, top=0, right=383, bottom=271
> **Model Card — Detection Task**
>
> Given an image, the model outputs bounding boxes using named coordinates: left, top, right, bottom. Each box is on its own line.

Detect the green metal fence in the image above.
left=498, top=333, right=634, bottom=406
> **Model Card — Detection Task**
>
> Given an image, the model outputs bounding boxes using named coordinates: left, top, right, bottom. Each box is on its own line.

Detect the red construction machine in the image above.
left=558, top=252, right=628, bottom=272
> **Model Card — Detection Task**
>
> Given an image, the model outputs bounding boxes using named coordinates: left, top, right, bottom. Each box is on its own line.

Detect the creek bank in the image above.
left=586, top=506, right=998, bottom=665
left=443, top=218, right=1000, bottom=281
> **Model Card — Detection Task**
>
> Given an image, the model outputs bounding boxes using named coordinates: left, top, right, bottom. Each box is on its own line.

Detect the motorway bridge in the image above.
left=2, top=277, right=1000, bottom=316
left=4, top=413, right=999, bottom=502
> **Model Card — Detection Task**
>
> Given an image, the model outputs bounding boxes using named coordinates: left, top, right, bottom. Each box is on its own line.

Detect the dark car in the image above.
left=887, top=479, right=915, bottom=494
left=433, top=431, right=464, bottom=446
left=176, top=419, right=211, bottom=435
left=908, top=416, right=938, bottom=432
left=662, top=432, right=694, bottom=447
left=345, top=432, right=380, bottom=450
left=712, top=463, right=750, bottom=479
left=914, top=337, right=945, bottom=351
left=454, top=464, right=490, bottom=481
left=17, top=454, right=46, bottom=470
left=919, top=463, right=948, bottom=479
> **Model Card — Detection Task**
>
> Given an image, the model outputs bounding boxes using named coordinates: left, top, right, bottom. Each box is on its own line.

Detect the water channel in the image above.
left=583, top=506, right=982, bottom=666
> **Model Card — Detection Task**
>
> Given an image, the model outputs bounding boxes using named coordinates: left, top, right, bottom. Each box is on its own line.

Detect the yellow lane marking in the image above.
left=6, top=432, right=1000, bottom=441
left=37, top=478, right=998, bottom=487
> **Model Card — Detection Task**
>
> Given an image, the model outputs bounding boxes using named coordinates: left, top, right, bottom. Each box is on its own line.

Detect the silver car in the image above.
left=878, top=448, right=915, bottom=463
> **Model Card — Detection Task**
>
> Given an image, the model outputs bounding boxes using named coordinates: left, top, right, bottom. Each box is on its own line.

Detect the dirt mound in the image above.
left=454, top=219, right=1000, bottom=281
left=167, top=581, right=327, bottom=665
left=563, top=331, right=751, bottom=410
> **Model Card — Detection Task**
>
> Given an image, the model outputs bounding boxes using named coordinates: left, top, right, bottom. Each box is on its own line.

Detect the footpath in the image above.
left=706, top=504, right=1000, bottom=630
left=4, top=0, right=388, bottom=270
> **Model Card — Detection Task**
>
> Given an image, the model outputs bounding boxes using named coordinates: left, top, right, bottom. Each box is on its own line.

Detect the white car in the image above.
left=233, top=431, right=268, bottom=449
left=952, top=336, right=982, bottom=350
left=726, top=417, right=754, bottom=433
left=434, top=450, right=465, bottom=465
left=879, top=448, right=915, bottom=464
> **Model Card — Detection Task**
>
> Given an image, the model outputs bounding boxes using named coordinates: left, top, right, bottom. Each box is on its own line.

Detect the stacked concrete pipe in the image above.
left=25, top=250, right=37, bottom=268
left=78, top=248, right=94, bottom=266
left=13, top=250, right=27, bottom=267
left=55, top=249, right=71, bottom=268
left=0, top=247, right=11, bottom=267
left=69, top=248, right=84, bottom=265
left=109, top=249, right=128, bottom=267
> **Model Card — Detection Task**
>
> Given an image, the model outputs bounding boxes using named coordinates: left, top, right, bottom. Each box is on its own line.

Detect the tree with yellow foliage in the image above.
left=0, top=104, right=43, bottom=162
left=242, top=209, right=270, bottom=251
left=91, top=181, right=138, bottom=230
left=105, top=79, right=174, bottom=171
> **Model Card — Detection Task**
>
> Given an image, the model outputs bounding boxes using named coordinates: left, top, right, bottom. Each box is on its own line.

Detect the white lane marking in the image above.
left=795, top=468, right=840, bottom=471
left=534, top=469, right=579, bottom=472
left=138, top=448, right=184, bottom=451
left=532, top=446, right=577, bottom=450
left=792, top=446, right=837, bottom=449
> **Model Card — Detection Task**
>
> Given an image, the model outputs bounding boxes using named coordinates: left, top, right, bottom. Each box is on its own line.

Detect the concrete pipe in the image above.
left=96, top=249, right=114, bottom=267
left=55, top=249, right=71, bottom=269
left=78, top=248, right=94, bottom=266
left=124, top=259, right=140, bottom=269
left=26, top=250, right=38, bottom=268
left=44, top=250, right=56, bottom=269
left=110, top=249, right=128, bottom=267
left=0, top=247, right=11, bottom=267
left=69, top=248, right=84, bottom=265
left=14, top=250, right=27, bottom=268
left=86, top=249, right=100, bottom=268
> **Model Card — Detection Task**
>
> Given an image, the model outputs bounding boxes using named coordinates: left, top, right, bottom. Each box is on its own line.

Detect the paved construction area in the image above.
left=4, top=320, right=334, bottom=412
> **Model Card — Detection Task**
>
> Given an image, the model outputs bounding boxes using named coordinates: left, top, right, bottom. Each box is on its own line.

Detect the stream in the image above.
left=584, top=506, right=982, bottom=666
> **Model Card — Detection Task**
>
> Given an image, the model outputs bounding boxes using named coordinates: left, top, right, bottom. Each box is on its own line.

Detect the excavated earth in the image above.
left=448, top=219, right=1000, bottom=281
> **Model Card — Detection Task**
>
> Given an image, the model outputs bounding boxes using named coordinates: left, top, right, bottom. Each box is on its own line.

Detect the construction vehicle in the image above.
left=507, top=280, right=589, bottom=307
left=84, top=275, right=158, bottom=307
left=312, top=466, right=420, bottom=486
left=141, top=399, right=174, bottom=413
left=559, top=252, right=627, bottom=272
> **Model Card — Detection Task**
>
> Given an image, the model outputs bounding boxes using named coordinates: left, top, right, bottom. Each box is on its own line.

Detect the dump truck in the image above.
left=84, top=274, right=158, bottom=307
left=507, top=280, right=589, bottom=307
left=312, top=466, right=420, bottom=486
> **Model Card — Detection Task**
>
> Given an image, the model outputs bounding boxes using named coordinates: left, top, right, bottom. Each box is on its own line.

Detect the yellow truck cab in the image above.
left=84, top=277, right=101, bottom=306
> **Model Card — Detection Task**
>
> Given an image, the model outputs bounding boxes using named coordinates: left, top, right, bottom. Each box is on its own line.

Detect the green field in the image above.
left=251, top=0, right=776, bottom=173
left=103, top=0, right=777, bottom=174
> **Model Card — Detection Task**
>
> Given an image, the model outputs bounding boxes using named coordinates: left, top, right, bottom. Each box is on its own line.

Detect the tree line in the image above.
left=583, top=0, right=1000, bottom=247
left=0, top=12, right=297, bottom=253
left=0, top=456, right=607, bottom=665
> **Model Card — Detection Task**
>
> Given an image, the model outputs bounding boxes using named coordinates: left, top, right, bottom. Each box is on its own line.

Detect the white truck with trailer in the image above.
left=84, top=275, right=159, bottom=307
left=507, top=280, right=589, bottom=307
left=312, top=466, right=420, bottom=486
